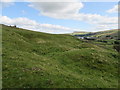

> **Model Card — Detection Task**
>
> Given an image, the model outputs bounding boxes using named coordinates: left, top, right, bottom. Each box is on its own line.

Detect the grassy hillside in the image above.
left=91, top=29, right=119, bottom=40
left=2, top=24, right=119, bottom=88
left=71, top=31, right=88, bottom=35
left=72, top=29, right=119, bottom=40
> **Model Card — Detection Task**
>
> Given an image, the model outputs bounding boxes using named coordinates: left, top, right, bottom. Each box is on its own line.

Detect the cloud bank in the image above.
left=107, top=5, right=118, bottom=13
left=28, top=1, right=118, bottom=31
left=0, top=16, right=85, bottom=34
left=1, top=0, right=15, bottom=8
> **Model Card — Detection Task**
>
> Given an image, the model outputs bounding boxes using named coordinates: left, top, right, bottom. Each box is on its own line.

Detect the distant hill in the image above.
left=91, top=29, right=119, bottom=40
left=72, top=29, right=119, bottom=40
left=71, top=31, right=88, bottom=35
left=2, top=24, right=119, bottom=88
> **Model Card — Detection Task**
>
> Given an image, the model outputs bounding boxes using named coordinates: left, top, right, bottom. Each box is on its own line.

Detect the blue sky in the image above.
left=1, top=1, right=118, bottom=34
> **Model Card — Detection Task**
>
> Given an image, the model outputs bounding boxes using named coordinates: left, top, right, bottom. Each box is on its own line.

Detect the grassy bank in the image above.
left=2, top=25, right=119, bottom=88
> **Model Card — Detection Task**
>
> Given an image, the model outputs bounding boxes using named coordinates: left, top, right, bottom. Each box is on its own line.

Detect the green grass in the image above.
left=2, top=24, right=119, bottom=88
left=72, top=29, right=119, bottom=40
left=92, top=29, right=119, bottom=39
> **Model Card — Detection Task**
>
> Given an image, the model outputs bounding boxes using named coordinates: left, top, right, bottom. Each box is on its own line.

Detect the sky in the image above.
left=0, top=0, right=119, bottom=34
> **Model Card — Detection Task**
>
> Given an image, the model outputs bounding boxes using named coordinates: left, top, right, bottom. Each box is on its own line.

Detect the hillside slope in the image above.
left=91, top=29, right=119, bottom=40
left=2, top=25, right=119, bottom=88
left=73, top=29, right=119, bottom=40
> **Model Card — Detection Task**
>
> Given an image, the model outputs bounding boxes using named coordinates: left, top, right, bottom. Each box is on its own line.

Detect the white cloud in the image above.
left=28, top=2, right=118, bottom=31
left=93, top=23, right=118, bottom=32
left=1, top=0, right=15, bottom=8
left=107, top=5, right=118, bottom=13
left=0, top=16, right=84, bottom=34
left=0, top=16, right=38, bottom=25
left=1, top=0, right=120, bottom=2
left=1, top=0, right=15, bottom=2
left=28, top=2, right=83, bottom=15
left=24, top=0, right=120, bottom=2
left=26, top=0, right=80, bottom=2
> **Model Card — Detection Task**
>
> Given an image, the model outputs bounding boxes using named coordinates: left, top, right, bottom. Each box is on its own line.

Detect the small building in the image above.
left=76, top=37, right=84, bottom=39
